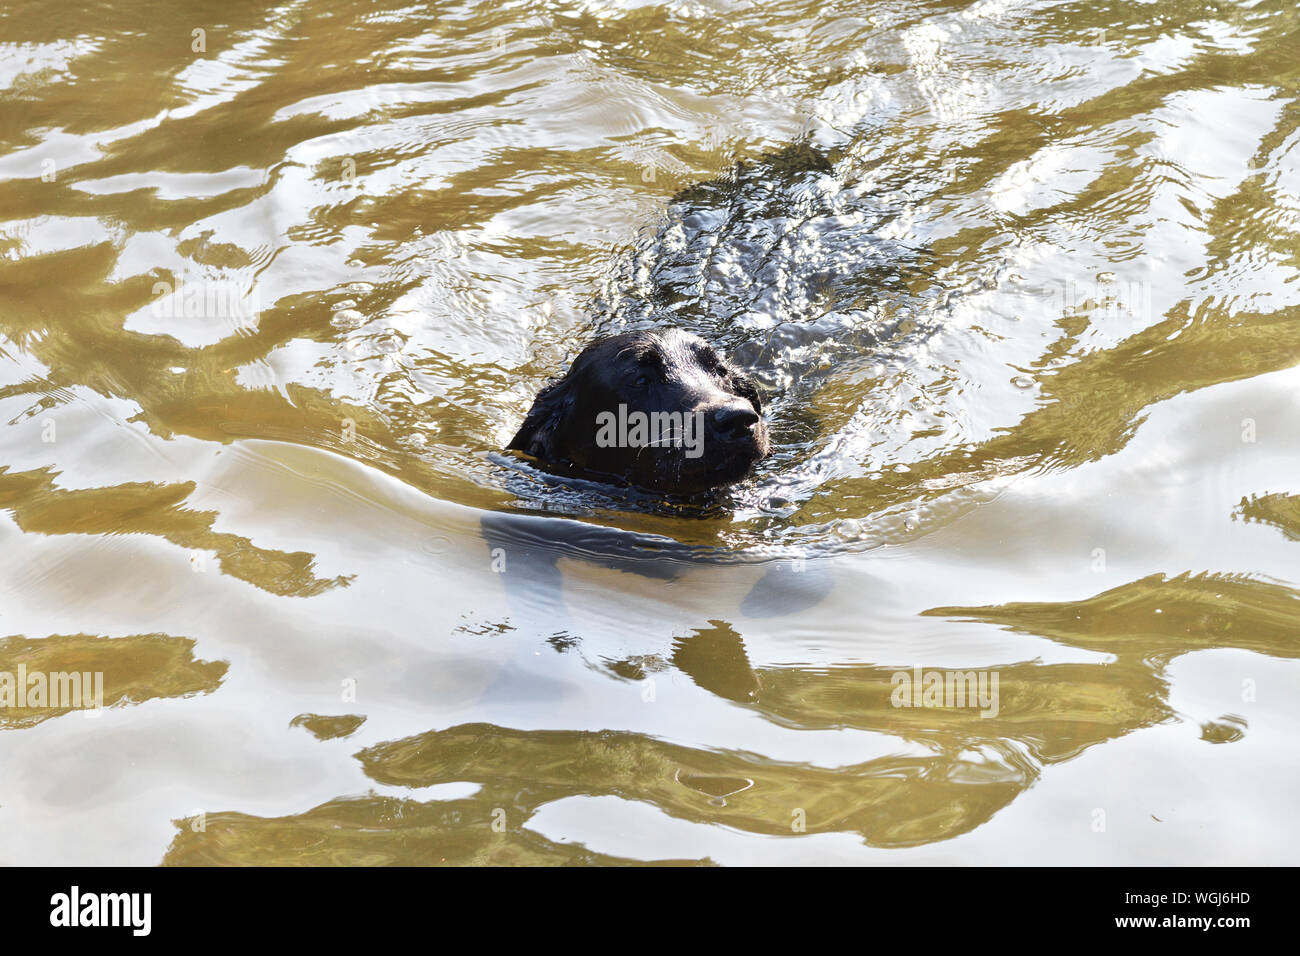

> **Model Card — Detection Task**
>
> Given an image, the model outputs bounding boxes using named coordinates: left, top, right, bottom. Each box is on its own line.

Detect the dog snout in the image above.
left=710, top=400, right=760, bottom=441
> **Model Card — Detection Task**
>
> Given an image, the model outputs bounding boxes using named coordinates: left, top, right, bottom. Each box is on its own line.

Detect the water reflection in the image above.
left=1, top=0, right=1297, bottom=864
left=159, top=563, right=1300, bottom=862
left=1237, top=491, right=1300, bottom=542
left=0, top=633, right=226, bottom=730
left=0, top=467, right=349, bottom=596
left=165, top=793, right=712, bottom=866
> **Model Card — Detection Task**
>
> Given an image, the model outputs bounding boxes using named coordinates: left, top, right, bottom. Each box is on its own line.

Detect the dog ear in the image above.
left=726, top=368, right=764, bottom=415
left=507, top=376, right=574, bottom=461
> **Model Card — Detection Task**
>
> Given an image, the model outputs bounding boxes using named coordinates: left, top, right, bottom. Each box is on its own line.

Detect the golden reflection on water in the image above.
left=1, top=0, right=1298, bottom=864
left=162, top=568, right=1300, bottom=863
left=0, top=633, right=226, bottom=729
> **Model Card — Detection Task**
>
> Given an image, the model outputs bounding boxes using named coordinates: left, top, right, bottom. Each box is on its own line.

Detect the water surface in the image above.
left=1, top=0, right=1298, bottom=864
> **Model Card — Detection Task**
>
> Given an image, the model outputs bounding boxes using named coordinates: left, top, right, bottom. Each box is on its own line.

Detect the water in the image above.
left=0, top=0, right=1297, bottom=864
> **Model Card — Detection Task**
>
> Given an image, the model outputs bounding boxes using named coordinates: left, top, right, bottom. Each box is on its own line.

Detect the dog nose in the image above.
left=711, top=401, right=760, bottom=439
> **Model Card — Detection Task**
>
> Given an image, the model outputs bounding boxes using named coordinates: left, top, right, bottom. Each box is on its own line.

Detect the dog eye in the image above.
left=632, top=373, right=649, bottom=389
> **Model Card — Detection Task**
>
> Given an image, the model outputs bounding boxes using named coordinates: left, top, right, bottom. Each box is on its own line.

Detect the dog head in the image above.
left=508, top=329, right=770, bottom=495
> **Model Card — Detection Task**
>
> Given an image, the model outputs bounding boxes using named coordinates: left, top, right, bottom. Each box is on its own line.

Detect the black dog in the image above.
left=508, top=329, right=770, bottom=495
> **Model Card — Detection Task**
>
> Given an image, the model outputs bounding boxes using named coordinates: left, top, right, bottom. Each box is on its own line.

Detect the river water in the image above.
left=1, top=0, right=1297, bottom=864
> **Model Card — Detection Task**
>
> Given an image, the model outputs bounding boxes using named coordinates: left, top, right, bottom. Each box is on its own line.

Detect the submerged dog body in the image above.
left=508, top=329, right=770, bottom=495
